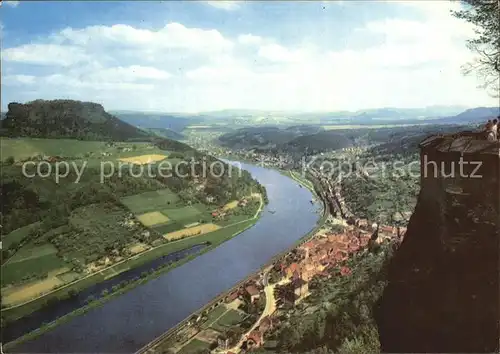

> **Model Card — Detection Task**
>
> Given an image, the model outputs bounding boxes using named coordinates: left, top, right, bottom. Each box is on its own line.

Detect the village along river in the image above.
left=10, top=161, right=323, bottom=353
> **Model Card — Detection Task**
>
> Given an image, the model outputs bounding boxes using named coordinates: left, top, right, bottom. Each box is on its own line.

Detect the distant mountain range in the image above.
left=111, top=112, right=203, bottom=132
left=4, top=105, right=498, bottom=137
left=218, top=125, right=324, bottom=150
left=107, top=105, right=499, bottom=129
left=141, top=127, right=185, bottom=140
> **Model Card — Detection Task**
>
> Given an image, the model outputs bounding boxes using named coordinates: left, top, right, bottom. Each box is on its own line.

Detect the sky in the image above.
left=1, top=0, right=498, bottom=113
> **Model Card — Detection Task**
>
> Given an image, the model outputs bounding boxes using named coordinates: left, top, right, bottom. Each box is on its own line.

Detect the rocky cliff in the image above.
left=375, top=132, right=500, bottom=353
left=1, top=99, right=150, bottom=141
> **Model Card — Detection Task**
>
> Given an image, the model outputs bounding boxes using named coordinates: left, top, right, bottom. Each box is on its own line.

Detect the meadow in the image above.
left=120, top=189, right=180, bottom=214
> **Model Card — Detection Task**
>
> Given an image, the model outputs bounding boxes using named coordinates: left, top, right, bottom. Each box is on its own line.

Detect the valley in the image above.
left=2, top=1, right=499, bottom=352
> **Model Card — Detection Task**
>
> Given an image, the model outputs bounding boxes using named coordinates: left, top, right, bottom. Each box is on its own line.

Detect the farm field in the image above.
left=1, top=138, right=181, bottom=167
left=128, top=242, right=151, bottom=255
left=201, top=305, right=228, bottom=328
left=2, top=266, right=71, bottom=306
left=120, top=189, right=180, bottom=214
left=163, top=223, right=221, bottom=241
left=7, top=243, right=59, bottom=264
left=118, top=154, right=167, bottom=165
left=210, top=309, right=247, bottom=332
left=2, top=242, right=68, bottom=287
left=160, top=204, right=208, bottom=221
left=136, top=211, right=170, bottom=227
left=223, top=200, right=239, bottom=211
left=1, top=138, right=111, bottom=161
left=178, top=338, right=210, bottom=354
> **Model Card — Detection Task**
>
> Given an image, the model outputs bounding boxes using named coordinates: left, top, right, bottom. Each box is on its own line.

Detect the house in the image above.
left=225, top=291, right=239, bottom=303
left=380, top=225, right=396, bottom=235
left=246, top=330, right=263, bottom=348
left=245, top=285, right=260, bottom=303
left=283, top=263, right=300, bottom=279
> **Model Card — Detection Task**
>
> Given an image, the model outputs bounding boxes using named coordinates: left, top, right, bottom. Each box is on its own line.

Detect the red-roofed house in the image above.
left=380, top=225, right=396, bottom=235
left=284, top=262, right=300, bottom=279
left=245, top=285, right=260, bottom=303
left=225, top=291, right=239, bottom=303
left=246, top=330, right=263, bottom=348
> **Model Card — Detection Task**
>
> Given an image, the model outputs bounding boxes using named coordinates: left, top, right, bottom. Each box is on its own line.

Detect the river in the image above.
left=11, top=161, right=322, bottom=353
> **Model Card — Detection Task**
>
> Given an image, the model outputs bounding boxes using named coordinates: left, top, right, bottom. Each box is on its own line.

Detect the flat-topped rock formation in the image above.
left=375, top=132, right=499, bottom=353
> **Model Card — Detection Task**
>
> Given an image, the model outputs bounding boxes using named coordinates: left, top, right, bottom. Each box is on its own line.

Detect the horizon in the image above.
left=1, top=0, right=499, bottom=112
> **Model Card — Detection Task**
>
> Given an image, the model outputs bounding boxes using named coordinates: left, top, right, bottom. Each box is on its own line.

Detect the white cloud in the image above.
left=205, top=1, right=240, bottom=11
left=257, top=43, right=309, bottom=63
left=87, top=66, right=172, bottom=83
left=42, top=74, right=155, bottom=91
left=3, top=75, right=37, bottom=85
left=59, top=23, right=232, bottom=53
left=4, top=1, right=20, bottom=8
left=3, top=44, right=90, bottom=66
left=238, top=34, right=263, bottom=45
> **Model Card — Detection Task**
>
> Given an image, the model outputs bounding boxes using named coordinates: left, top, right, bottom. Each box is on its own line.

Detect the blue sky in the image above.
left=1, top=0, right=497, bottom=112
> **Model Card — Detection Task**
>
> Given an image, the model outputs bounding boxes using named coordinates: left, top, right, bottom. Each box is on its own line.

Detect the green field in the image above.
left=8, top=243, right=58, bottom=264
left=120, top=189, right=180, bottom=214
left=1, top=137, right=178, bottom=165
left=160, top=204, right=207, bottom=221
left=178, top=338, right=210, bottom=354
left=210, top=309, right=247, bottom=331
left=1, top=138, right=110, bottom=161
left=201, top=305, right=227, bottom=328
left=2, top=252, right=67, bottom=286
left=2, top=222, right=41, bottom=249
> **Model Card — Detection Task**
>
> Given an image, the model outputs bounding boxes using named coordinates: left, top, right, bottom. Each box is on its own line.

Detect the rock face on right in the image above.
left=375, top=132, right=500, bottom=353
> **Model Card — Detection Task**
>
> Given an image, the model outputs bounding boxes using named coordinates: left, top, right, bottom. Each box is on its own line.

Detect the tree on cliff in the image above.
left=453, top=1, right=500, bottom=97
